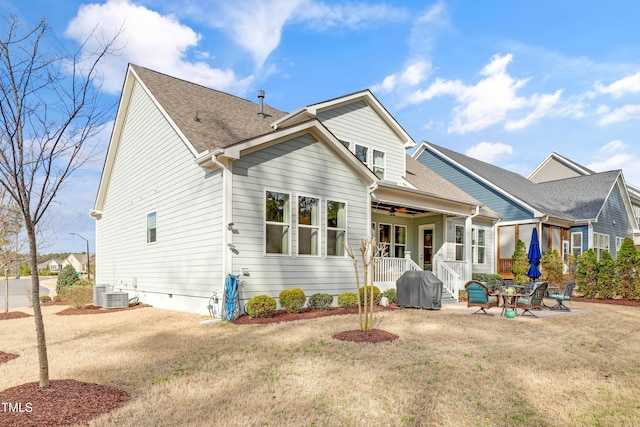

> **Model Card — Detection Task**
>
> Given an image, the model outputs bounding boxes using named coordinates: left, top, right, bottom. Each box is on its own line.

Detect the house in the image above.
left=37, top=259, right=64, bottom=274
left=91, top=64, right=498, bottom=315
left=413, top=142, right=638, bottom=278
left=62, top=253, right=94, bottom=274
left=528, top=152, right=640, bottom=248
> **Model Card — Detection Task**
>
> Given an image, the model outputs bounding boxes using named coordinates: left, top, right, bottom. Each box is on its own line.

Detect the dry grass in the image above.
left=1, top=302, right=640, bottom=426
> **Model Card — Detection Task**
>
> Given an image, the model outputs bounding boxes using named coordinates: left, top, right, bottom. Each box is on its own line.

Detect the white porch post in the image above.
left=465, top=215, right=472, bottom=281
left=404, top=251, right=411, bottom=271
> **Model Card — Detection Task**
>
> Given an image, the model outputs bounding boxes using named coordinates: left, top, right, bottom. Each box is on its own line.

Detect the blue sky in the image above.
left=5, top=0, right=640, bottom=253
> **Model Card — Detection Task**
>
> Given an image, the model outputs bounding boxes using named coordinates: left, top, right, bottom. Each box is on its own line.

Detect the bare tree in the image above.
left=0, top=14, right=118, bottom=387
left=1, top=187, right=23, bottom=312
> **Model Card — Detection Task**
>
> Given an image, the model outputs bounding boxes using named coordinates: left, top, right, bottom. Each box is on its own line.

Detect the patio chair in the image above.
left=465, top=280, right=499, bottom=315
left=546, top=281, right=575, bottom=311
left=516, top=282, right=548, bottom=317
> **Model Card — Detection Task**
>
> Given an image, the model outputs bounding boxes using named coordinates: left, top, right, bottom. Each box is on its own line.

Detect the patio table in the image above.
left=499, top=292, right=524, bottom=316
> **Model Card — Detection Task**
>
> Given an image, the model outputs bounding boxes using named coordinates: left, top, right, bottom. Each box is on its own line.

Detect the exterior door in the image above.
left=419, top=224, right=435, bottom=271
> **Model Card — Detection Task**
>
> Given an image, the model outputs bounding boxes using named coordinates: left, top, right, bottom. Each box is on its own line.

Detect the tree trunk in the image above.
left=26, top=222, right=49, bottom=387
left=4, top=269, right=8, bottom=313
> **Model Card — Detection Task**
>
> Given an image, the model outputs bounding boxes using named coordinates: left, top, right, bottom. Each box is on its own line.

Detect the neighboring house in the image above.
left=414, top=142, right=637, bottom=278
left=528, top=152, right=640, bottom=248
left=62, top=253, right=93, bottom=274
left=37, top=259, right=64, bottom=274
left=91, top=64, right=497, bottom=315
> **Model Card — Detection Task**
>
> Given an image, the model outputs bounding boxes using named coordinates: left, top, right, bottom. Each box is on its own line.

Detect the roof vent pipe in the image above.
left=257, top=90, right=265, bottom=119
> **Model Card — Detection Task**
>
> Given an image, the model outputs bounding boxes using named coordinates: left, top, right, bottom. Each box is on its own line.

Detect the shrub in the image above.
left=471, top=273, right=504, bottom=292
left=38, top=268, right=51, bottom=276
left=615, top=238, right=637, bottom=299
left=59, top=285, right=93, bottom=309
left=53, top=295, right=63, bottom=303
left=576, top=249, right=598, bottom=298
left=337, top=292, right=358, bottom=308
left=278, top=288, right=306, bottom=313
left=56, top=265, right=79, bottom=294
left=381, top=288, right=397, bottom=304
left=246, top=295, right=277, bottom=318
left=358, top=285, right=381, bottom=306
left=596, top=251, right=615, bottom=299
left=511, top=240, right=529, bottom=285
left=308, top=293, right=333, bottom=310
left=541, top=248, right=563, bottom=285
left=39, top=295, right=52, bottom=303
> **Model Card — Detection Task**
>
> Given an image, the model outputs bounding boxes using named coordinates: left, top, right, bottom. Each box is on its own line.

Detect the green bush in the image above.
left=246, top=295, right=277, bottom=318
left=38, top=268, right=52, bottom=276
left=308, top=293, right=333, bottom=310
left=18, top=264, right=30, bottom=276
left=381, top=288, right=397, bottom=304
left=541, top=248, right=563, bottom=285
left=337, top=292, right=358, bottom=308
left=511, top=240, right=529, bottom=285
left=576, top=249, right=598, bottom=298
left=471, top=273, right=504, bottom=292
left=278, top=288, right=306, bottom=313
left=53, top=295, right=63, bottom=303
left=56, top=265, right=79, bottom=294
left=358, top=285, right=381, bottom=306
left=39, top=295, right=52, bottom=303
left=59, top=285, right=93, bottom=309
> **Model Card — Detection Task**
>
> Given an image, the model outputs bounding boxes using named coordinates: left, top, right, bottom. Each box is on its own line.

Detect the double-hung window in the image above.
left=372, top=149, right=385, bottom=180
left=265, top=191, right=290, bottom=255
left=147, top=212, right=157, bottom=243
left=394, top=225, right=406, bottom=258
left=327, top=200, right=346, bottom=256
left=355, top=144, right=368, bottom=164
left=455, top=225, right=464, bottom=261
left=298, top=196, right=320, bottom=256
left=571, top=232, right=582, bottom=257
left=378, top=223, right=391, bottom=257
left=473, top=228, right=485, bottom=264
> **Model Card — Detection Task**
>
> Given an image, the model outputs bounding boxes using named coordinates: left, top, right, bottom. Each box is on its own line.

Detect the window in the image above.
left=340, top=140, right=351, bottom=150
left=455, top=225, right=464, bottom=261
left=473, top=228, right=485, bottom=264
left=571, top=232, right=582, bottom=257
left=593, top=232, right=610, bottom=260
left=265, top=191, right=290, bottom=254
left=327, top=200, right=346, bottom=256
left=394, top=225, right=407, bottom=258
left=147, top=212, right=156, bottom=243
left=355, top=144, right=368, bottom=164
left=373, top=149, right=385, bottom=180
left=298, top=196, right=320, bottom=256
left=378, top=223, right=391, bottom=257
left=616, top=236, right=624, bottom=251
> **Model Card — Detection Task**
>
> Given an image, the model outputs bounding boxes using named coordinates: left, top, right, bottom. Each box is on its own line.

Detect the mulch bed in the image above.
left=0, top=311, right=31, bottom=320
left=0, top=351, right=19, bottom=363
left=231, top=304, right=398, bottom=325
left=0, top=379, right=130, bottom=427
left=573, top=296, right=640, bottom=307
left=56, top=303, right=151, bottom=316
left=333, top=328, right=399, bottom=343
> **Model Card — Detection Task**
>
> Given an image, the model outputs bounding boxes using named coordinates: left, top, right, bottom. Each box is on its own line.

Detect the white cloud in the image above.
left=408, top=54, right=570, bottom=134
left=372, top=61, right=431, bottom=93
left=65, top=0, right=252, bottom=94
left=600, top=139, right=627, bottom=152
left=295, top=1, right=408, bottom=30
left=595, top=71, right=640, bottom=98
left=598, top=104, right=640, bottom=125
left=464, top=142, right=513, bottom=164
left=505, top=90, right=562, bottom=130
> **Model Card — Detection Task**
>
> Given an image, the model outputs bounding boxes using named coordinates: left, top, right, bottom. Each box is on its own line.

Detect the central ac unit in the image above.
left=93, top=285, right=110, bottom=307
left=102, top=291, right=129, bottom=309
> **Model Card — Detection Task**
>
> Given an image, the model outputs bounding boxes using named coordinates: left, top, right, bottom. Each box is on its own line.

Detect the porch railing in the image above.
left=374, top=254, right=421, bottom=283
left=437, top=260, right=460, bottom=299
left=498, top=258, right=513, bottom=275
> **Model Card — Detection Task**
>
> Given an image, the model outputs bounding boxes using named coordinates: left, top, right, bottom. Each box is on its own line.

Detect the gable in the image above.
left=528, top=154, right=587, bottom=183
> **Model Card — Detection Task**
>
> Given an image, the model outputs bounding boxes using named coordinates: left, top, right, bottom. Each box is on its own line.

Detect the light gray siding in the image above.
left=317, top=101, right=406, bottom=184
left=529, top=158, right=582, bottom=183
left=230, top=134, right=370, bottom=305
left=95, top=81, right=224, bottom=315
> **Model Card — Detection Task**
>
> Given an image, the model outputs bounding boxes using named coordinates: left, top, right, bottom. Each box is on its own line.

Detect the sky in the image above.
left=4, top=0, right=640, bottom=253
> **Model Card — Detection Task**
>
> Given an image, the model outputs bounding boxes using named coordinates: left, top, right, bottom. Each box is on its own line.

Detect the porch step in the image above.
left=440, top=290, right=457, bottom=304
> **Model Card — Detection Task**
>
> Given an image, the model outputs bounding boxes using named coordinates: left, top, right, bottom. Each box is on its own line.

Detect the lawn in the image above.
left=1, top=301, right=640, bottom=426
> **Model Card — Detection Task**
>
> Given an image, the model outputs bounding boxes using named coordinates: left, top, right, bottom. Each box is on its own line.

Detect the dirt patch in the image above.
left=574, top=296, right=640, bottom=307
left=0, top=351, right=19, bottom=364
left=56, top=303, right=151, bottom=316
left=0, top=379, right=130, bottom=427
left=0, top=311, right=31, bottom=320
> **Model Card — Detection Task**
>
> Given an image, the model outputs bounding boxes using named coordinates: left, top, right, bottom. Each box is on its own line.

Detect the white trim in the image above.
left=418, top=224, right=435, bottom=270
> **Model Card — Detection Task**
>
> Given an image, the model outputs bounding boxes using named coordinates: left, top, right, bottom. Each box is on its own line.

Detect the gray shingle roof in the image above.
left=131, top=65, right=288, bottom=152
left=428, top=143, right=620, bottom=221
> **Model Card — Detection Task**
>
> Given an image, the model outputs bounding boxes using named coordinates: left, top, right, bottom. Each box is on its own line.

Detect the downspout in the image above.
left=209, top=152, right=233, bottom=314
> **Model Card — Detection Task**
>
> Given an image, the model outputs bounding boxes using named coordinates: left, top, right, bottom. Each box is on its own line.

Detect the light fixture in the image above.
left=389, top=207, right=396, bottom=217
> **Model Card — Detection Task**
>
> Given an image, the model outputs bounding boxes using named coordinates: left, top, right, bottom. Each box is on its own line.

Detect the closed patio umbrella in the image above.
left=527, top=227, right=542, bottom=280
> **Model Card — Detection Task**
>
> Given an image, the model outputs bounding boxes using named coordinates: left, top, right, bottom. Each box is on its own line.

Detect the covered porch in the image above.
left=370, top=181, right=482, bottom=301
